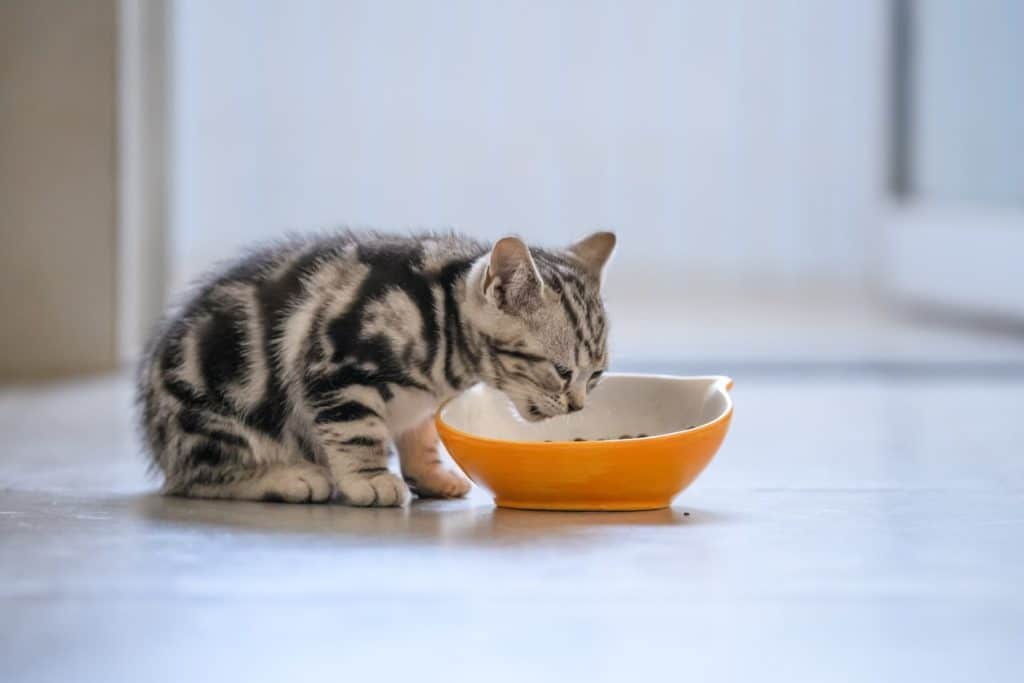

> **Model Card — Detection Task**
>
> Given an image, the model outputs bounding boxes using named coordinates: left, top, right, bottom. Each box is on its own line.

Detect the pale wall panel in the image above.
left=170, top=0, right=886, bottom=292
left=0, top=0, right=118, bottom=380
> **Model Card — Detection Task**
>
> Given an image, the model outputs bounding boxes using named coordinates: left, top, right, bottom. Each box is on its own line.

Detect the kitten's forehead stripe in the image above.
left=529, top=252, right=608, bottom=372
left=551, top=275, right=590, bottom=355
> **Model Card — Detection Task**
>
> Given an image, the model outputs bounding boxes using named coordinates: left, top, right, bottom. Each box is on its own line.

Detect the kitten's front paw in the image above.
left=335, top=471, right=411, bottom=507
left=404, top=466, right=472, bottom=499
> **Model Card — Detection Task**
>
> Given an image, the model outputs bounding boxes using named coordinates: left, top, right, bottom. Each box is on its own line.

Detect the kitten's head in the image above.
left=467, top=232, right=616, bottom=422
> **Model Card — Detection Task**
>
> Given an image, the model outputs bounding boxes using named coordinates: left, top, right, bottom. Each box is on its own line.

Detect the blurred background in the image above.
left=3, top=4, right=1024, bottom=679
left=1, top=0, right=1022, bottom=378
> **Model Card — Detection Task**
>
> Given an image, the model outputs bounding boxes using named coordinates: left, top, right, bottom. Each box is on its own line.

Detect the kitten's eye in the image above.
left=553, top=364, right=573, bottom=382
left=588, top=370, right=604, bottom=384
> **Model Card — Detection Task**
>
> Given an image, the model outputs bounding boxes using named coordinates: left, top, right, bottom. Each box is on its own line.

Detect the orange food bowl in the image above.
left=436, top=374, right=733, bottom=511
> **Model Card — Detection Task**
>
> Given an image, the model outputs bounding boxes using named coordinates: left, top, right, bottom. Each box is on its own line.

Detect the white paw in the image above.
left=260, top=465, right=334, bottom=503
left=404, top=467, right=472, bottom=499
left=335, top=470, right=411, bottom=507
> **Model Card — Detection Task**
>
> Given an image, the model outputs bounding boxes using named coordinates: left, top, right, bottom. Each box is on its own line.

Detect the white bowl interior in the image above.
left=439, top=374, right=731, bottom=443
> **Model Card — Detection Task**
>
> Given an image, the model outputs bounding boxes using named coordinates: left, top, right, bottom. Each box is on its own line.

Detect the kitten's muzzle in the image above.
left=520, top=399, right=564, bottom=422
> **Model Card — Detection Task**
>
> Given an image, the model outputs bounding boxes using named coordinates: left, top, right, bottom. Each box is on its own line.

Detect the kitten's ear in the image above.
left=569, top=231, right=617, bottom=284
left=483, top=237, right=544, bottom=313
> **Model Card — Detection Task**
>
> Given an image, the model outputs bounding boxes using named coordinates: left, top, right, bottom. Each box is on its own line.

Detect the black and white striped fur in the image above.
left=138, top=230, right=615, bottom=505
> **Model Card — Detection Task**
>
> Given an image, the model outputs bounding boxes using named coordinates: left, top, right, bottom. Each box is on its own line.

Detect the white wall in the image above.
left=915, top=0, right=1024, bottom=206
left=171, top=0, right=885, bottom=293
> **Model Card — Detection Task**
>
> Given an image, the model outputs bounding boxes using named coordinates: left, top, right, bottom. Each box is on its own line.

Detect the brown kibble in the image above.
left=637, top=433, right=648, bottom=438
left=683, top=512, right=690, bottom=516
left=619, top=434, right=632, bottom=440
left=573, top=437, right=585, bottom=442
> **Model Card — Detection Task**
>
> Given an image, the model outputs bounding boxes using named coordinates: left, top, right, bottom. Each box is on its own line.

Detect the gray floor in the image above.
left=2, top=370, right=1023, bottom=682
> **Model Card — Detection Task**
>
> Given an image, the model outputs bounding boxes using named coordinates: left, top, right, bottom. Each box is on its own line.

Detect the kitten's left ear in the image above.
left=569, top=231, right=616, bottom=285
left=483, top=236, right=545, bottom=314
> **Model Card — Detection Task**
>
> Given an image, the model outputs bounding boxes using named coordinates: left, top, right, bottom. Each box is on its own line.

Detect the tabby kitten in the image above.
left=139, top=230, right=615, bottom=506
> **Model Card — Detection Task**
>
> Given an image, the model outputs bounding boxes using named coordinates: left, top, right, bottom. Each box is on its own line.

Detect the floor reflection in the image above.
left=135, top=492, right=724, bottom=546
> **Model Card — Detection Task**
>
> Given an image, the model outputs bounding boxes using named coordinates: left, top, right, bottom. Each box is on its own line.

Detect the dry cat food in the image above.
left=544, top=426, right=698, bottom=443
left=545, top=433, right=651, bottom=443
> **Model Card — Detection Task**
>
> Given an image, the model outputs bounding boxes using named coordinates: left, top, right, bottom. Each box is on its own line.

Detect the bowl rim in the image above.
left=435, top=372, right=734, bottom=447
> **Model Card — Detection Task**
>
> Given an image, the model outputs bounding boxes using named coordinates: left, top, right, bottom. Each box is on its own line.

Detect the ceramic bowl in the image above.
left=436, top=373, right=733, bottom=511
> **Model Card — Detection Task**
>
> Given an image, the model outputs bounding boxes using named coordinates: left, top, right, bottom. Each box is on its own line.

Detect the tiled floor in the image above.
left=2, top=368, right=1023, bottom=682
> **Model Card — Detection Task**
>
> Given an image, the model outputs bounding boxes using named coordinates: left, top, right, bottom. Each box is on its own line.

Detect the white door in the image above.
left=883, top=0, right=1024, bottom=320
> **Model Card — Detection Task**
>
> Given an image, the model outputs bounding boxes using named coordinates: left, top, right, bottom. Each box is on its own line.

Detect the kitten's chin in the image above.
left=516, top=399, right=554, bottom=423
left=487, top=384, right=555, bottom=422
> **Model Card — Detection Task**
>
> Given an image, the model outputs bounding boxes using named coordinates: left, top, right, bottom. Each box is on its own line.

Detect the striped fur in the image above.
left=138, top=230, right=615, bottom=505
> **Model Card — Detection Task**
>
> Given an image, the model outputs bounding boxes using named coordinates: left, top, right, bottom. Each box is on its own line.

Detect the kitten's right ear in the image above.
left=569, top=231, right=617, bottom=284
left=483, top=237, right=544, bottom=313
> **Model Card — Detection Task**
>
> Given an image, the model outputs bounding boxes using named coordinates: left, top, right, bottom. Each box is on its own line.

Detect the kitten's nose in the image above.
left=567, top=388, right=586, bottom=413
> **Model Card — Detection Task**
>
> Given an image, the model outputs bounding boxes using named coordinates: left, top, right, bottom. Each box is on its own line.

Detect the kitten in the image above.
left=138, top=230, right=615, bottom=506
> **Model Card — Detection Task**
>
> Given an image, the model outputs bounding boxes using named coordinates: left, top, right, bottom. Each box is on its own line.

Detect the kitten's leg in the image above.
left=157, top=405, right=334, bottom=503
left=397, top=416, right=471, bottom=499
left=182, top=460, right=334, bottom=503
left=312, top=393, right=410, bottom=507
